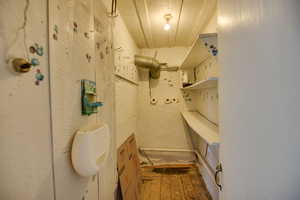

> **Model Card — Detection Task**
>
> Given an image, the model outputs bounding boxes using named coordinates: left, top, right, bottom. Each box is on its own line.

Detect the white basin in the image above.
left=71, top=123, right=110, bottom=177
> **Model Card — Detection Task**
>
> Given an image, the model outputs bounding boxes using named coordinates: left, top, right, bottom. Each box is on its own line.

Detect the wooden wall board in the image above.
left=117, top=134, right=141, bottom=200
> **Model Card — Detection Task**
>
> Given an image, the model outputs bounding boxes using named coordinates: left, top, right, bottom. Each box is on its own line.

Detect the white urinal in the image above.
left=71, top=123, right=110, bottom=177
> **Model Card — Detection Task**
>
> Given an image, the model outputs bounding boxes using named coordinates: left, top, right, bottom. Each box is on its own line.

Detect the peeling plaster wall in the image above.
left=94, top=3, right=116, bottom=199
left=48, top=0, right=116, bottom=200
left=113, top=14, right=140, bottom=148
left=115, top=77, right=138, bottom=148
left=0, top=1, right=119, bottom=200
left=0, top=1, right=54, bottom=199
left=138, top=47, right=193, bottom=152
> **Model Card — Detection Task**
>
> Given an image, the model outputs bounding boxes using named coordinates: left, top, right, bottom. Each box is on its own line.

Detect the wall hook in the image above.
left=12, top=58, right=31, bottom=73
left=81, top=80, right=103, bottom=115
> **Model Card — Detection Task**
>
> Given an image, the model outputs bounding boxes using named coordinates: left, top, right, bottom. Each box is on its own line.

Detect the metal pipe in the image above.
left=134, top=55, right=162, bottom=79
left=134, top=55, right=160, bottom=69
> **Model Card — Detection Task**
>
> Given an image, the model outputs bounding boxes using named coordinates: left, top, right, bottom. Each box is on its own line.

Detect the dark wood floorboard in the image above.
left=141, top=165, right=212, bottom=200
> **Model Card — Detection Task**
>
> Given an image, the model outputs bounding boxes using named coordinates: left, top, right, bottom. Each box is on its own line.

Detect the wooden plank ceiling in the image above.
left=117, top=0, right=217, bottom=48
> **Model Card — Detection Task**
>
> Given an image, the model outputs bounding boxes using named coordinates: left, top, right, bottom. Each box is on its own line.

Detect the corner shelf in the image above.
left=181, top=111, right=220, bottom=145
left=181, top=33, right=217, bottom=70
left=181, top=77, right=218, bottom=90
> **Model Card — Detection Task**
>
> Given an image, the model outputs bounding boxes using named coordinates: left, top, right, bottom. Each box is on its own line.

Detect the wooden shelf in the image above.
left=181, top=77, right=218, bottom=90
left=181, top=33, right=217, bottom=70
left=181, top=40, right=210, bottom=69
left=180, top=33, right=217, bottom=70
left=181, top=111, right=220, bottom=145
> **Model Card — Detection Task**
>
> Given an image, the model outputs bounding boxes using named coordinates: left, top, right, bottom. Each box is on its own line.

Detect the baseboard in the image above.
left=138, top=147, right=195, bottom=166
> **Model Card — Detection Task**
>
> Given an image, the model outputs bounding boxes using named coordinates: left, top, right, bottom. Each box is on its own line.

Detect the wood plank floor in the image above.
left=141, top=165, right=212, bottom=200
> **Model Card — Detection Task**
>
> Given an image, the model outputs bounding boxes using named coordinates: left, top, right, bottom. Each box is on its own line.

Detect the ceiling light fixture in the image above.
left=163, top=14, right=172, bottom=31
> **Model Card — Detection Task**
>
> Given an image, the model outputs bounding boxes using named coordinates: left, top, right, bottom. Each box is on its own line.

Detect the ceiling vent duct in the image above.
left=134, top=55, right=163, bottom=79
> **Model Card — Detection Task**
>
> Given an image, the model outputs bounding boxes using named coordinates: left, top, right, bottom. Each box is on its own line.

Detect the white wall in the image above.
left=219, top=1, right=300, bottom=199
left=48, top=0, right=115, bottom=199
left=113, top=14, right=140, bottom=148
left=48, top=0, right=116, bottom=199
left=0, top=1, right=54, bottom=199
left=0, top=0, right=118, bottom=200
left=137, top=47, right=193, bottom=151
left=0, top=1, right=139, bottom=199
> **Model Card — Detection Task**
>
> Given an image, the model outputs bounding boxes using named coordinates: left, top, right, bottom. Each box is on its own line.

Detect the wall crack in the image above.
left=6, top=0, right=30, bottom=61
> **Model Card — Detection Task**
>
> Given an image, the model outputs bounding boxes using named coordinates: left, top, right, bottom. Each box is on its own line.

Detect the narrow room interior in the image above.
left=1, top=1, right=300, bottom=200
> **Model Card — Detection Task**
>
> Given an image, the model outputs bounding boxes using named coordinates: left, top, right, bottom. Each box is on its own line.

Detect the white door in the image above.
left=218, top=1, right=300, bottom=199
